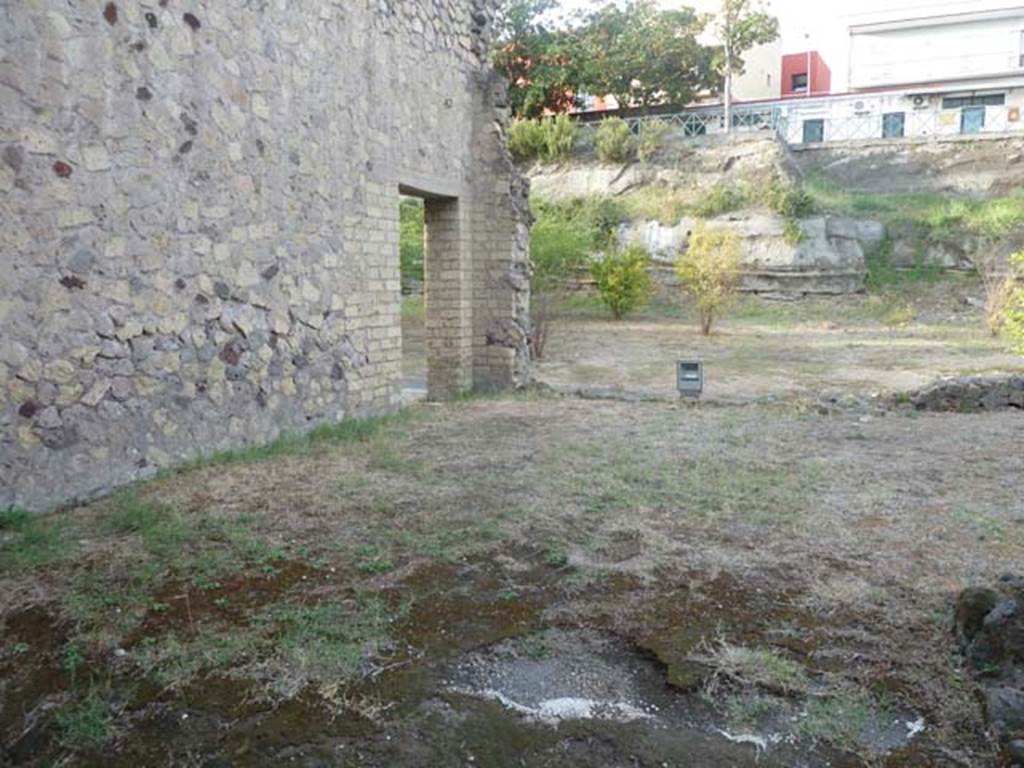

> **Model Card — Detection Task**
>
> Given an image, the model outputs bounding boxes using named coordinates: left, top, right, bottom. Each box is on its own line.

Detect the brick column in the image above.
left=424, top=197, right=473, bottom=397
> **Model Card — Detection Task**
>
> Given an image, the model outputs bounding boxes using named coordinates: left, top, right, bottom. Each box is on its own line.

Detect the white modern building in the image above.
left=848, top=6, right=1024, bottom=93
left=779, top=6, right=1024, bottom=143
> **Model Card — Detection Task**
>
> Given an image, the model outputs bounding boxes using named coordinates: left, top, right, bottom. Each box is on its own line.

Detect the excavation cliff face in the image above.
left=0, top=1, right=530, bottom=511
left=529, top=132, right=1024, bottom=296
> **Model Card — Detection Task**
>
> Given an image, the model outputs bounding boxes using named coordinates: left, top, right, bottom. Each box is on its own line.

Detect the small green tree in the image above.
left=716, top=0, right=780, bottom=134
left=529, top=199, right=592, bottom=358
left=590, top=243, right=653, bottom=319
left=675, top=222, right=743, bottom=335
left=595, top=117, right=635, bottom=163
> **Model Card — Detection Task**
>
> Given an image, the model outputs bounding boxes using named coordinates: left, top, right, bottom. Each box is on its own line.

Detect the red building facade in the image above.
left=781, top=51, right=831, bottom=98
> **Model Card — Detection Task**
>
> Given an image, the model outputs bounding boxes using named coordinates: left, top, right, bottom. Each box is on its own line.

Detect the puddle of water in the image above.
left=446, top=629, right=664, bottom=725
left=444, top=626, right=925, bottom=765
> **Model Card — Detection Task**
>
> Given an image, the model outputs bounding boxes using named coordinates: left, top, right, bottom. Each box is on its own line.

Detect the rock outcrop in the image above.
left=619, top=213, right=885, bottom=296
left=956, top=577, right=1024, bottom=766
left=909, top=375, right=1024, bottom=413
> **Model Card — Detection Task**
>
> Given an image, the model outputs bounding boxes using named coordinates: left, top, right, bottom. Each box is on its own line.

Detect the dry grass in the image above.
left=532, top=283, right=1022, bottom=403
left=5, top=285, right=1023, bottom=763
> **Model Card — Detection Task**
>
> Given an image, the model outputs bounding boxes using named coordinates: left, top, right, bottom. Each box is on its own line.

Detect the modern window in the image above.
left=791, top=73, right=808, bottom=93
left=802, top=119, right=824, bottom=144
left=941, top=94, right=1005, bottom=109
left=882, top=112, right=905, bottom=138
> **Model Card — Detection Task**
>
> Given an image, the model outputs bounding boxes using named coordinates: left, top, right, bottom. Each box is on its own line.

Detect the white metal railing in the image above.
left=780, top=104, right=1023, bottom=145
left=574, top=102, right=1024, bottom=147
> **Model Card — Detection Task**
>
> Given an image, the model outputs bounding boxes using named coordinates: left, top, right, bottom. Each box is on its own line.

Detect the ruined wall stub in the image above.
left=0, top=0, right=531, bottom=511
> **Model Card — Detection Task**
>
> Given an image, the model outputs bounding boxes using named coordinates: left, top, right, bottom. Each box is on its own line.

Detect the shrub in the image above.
left=507, top=119, right=546, bottom=161
left=594, top=117, right=636, bottom=164
left=692, top=183, right=748, bottom=218
left=976, top=250, right=1016, bottom=336
left=541, top=114, right=577, bottom=161
left=1004, top=251, right=1024, bottom=355
left=508, top=116, right=577, bottom=162
left=533, top=196, right=626, bottom=251
left=675, top=222, right=743, bottom=335
left=590, top=243, right=653, bottom=320
left=637, top=120, right=670, bottom=162
left=764, top=180, right=814, bottom=219
left=782, top=219, right=804, bottom=246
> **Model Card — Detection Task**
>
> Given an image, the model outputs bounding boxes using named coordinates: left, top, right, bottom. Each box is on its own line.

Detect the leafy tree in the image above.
left=675, top=222, right=743, bottom=335
left=715, top=0, right=779, bottom=132
left=493, top=1, right=586, bottom=117
left=581, top=1, right=717, bottom=111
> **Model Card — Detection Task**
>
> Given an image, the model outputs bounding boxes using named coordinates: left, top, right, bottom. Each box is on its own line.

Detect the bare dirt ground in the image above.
left=2, top=284, right=1023, bottom=767
left=534, top=281, right=1023, bottom=403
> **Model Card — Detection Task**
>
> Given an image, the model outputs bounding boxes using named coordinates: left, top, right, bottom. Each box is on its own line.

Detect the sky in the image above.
left=551, top=0, right=1024, bottom=90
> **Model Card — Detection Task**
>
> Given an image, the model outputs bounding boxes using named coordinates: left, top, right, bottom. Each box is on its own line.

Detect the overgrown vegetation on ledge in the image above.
left=804, top=173, right=1024, bottom=241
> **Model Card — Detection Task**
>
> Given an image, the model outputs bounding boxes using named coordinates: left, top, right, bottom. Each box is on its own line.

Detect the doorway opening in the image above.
left=399, top=194, right=427, bottom=404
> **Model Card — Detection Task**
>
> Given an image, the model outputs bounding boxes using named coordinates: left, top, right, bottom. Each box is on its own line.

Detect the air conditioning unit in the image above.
left=912, top=95, right=929, bottom=109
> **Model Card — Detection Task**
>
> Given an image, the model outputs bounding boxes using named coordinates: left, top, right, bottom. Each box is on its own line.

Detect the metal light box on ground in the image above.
left=677, top=360, right=703, bottom=398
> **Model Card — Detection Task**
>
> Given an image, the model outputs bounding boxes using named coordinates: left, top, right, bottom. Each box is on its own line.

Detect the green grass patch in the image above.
left=544, top=544, right=570, bottom=569
left=953, top=507, right=1011, bottom=542
left=401, top=294, right=424, bottom=320
left=104, top=492, right=194, bottom=560
left=395, top=520, right=502, bottom=562
left=691, top=183, right=752, bottom=218
left=864, top=237, right=943, bottom=292
left=65, top=561, right=162, bottom=630
left=56, top=683, right=116, bottom=751
left=569, top=443, right=826, bottom=527
left=797, top=688, right=892, bottom=749
left=0, top=506, right=32, bottom=529
left=0, top=509, right=73, bottom=573
left=178, top=411, right=415, bottom=471
left=260, top=594, right=400, bottom=692
left=709, top=643, right=810, bottom=694
left=806, top=172, right=1024, bottom=241
left=618, top=187, right=695, bottom=224
left=357, top=544, right=395, bottom=574
left=724, top=693, right=790, bottom=729
left=133, top=629, right=266, bottom=690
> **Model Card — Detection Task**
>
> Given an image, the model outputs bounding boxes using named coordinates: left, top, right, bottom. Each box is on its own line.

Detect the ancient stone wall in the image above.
left=0, top=0, right=530, bottom=511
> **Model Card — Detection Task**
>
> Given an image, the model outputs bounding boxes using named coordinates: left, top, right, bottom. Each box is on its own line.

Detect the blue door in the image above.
left=802, top=119, right=824, bottom=144
left=961, top=106, right=985, bottom=134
